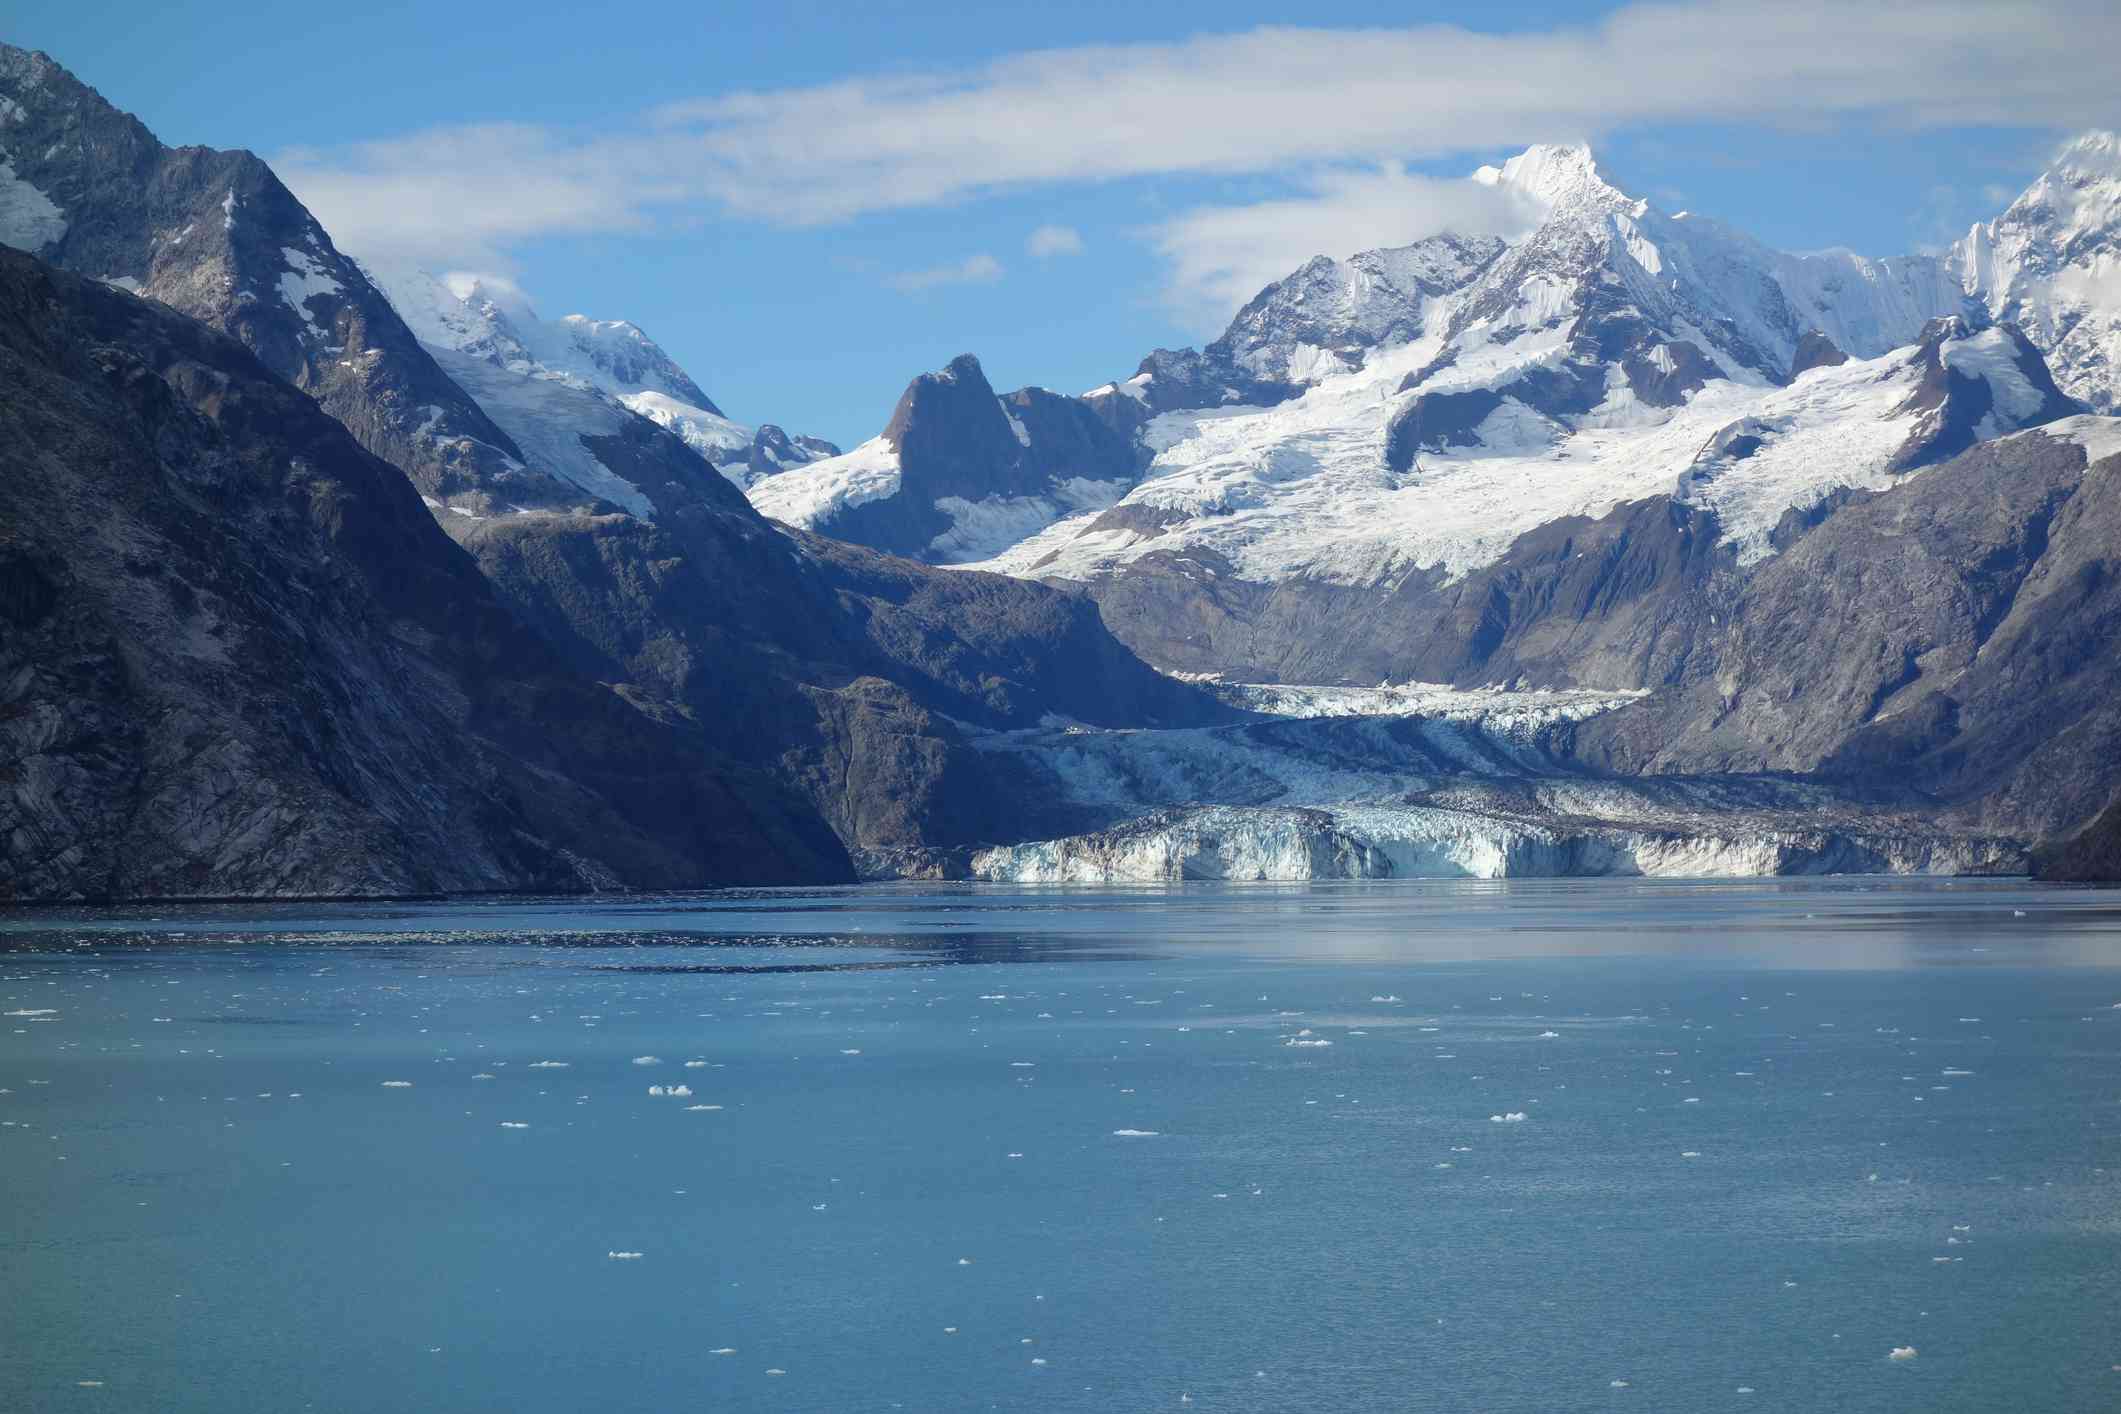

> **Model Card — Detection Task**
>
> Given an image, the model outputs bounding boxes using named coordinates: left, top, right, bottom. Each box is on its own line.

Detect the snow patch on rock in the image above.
left=0, top=159, right=65, bottom=250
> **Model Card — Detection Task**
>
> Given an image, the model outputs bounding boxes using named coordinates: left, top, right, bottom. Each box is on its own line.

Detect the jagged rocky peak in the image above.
left=742, top=423, right=840, bottom=482
left=883, top=353, right=1020, bottom=468
left=747, top=352, right=1142, bottom=562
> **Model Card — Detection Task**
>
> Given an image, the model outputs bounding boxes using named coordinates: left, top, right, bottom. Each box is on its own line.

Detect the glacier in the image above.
left=957, top=680, right=2023, bottom=883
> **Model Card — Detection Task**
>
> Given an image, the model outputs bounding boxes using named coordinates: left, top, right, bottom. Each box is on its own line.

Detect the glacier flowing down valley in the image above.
left=958, top=682, right=2023, bottom=882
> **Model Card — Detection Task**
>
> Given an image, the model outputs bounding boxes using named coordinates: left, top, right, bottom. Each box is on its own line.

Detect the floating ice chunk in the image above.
left=765, top=1368, right=785, bottom=1376
left=841, top=1049, right=863, bottom=1056
left=710, top=1348, right=736, bottom=1355
left=684, top=1060, right=708, bottom=1068
left=3, top=1009, right=56, bottom=1017
left=1112, top=1129, right=1160, bottom=1137
left=1370, top=995, right=1401, bottom=1003
left=1537, top=1031, right=1560, bottom=1039
left=1736, top=1387, right=1755, bottom=1394
left=1610, top=1380, right=1629, bottom=1388
left=607, top=1251, right=643, bottom=1260
left=529, top=1061, right=570, bottom=1069
left=1284, top=1038, right=1332, bottom=1048
left=957, top=1258, right=974, bottom=1265
left=472, top=1073, right=496, bottom=1080
left=684, top=1104, right=723, bottom=1111
left=1681, top=1151, right=1702, bottom=1158
left=381, top=1081, right=413, bottom=1088
left=1489, top=1112, right=1528, bottom=1123
left=631, top=1056, right=661, bottom=1066
left=1941, top=1069, right=1973, bottom=1076
left=500, top=1122, right=528, bottom=1129
left=1888, top=1347, right=1917, bottom=1361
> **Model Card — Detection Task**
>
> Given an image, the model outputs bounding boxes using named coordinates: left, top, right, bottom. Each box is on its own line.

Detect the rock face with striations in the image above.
left=1574, top=421, right=2121, bottom=839
left=0, top=248, right=849, bottom=899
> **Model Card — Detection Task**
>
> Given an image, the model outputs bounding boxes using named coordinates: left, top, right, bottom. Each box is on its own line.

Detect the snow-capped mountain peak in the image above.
left=1957, top=130, right=2121, bottom=412
left=367, top=261, right=836, bottom=492
left=1475, top=142, right=1639, bottom=216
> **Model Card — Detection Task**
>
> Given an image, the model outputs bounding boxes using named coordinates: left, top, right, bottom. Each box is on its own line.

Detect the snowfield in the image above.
left=750, top=436, right=903, bottom=526
left=975, top=328, right=1969, bottom=585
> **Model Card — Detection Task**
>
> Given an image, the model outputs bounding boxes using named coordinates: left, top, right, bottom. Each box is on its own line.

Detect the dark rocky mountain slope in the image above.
left=0, top=248, right=849, bottom=898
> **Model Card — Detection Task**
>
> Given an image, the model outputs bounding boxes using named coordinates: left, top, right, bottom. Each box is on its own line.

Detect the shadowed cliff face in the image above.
left=0, top=249, right=851, bottom=899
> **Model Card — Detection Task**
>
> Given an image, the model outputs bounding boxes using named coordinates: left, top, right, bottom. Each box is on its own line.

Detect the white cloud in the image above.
left=887, top=252, right=1004, bottom=292
left=1027, top=224, right=1085, bottom=258
left=1153, top=164, right=1542, bottom=328
left=278, top=123, right=664, bottom=267
left=274, top=3, right=2121, bottom=279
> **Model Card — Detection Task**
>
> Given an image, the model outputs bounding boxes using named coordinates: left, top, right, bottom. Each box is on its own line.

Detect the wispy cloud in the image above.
left=886, top=252, right=1004, bottom=292
left=1027, top=224, right=1084, bottom=258
left=1154, top=164, right=1541, bottom=328
left=275, top=3, right=2121, bottom=288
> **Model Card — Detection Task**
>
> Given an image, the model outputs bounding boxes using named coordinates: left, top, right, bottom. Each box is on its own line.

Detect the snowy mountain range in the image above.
left=750, top=140, right=2119, bottom=671
left=5, top=37, right=2121, bottom=891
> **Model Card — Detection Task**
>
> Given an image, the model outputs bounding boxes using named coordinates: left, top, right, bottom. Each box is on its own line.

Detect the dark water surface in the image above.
left=3, top=879, right=2119, bottom=1412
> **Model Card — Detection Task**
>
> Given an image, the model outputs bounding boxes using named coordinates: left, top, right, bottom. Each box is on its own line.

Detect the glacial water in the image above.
left=3, top=878, right=2119, bottom=1413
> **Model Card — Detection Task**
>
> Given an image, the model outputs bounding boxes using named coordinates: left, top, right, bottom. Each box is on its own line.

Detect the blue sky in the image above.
left=14, top=1, right=2115, bottom=447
